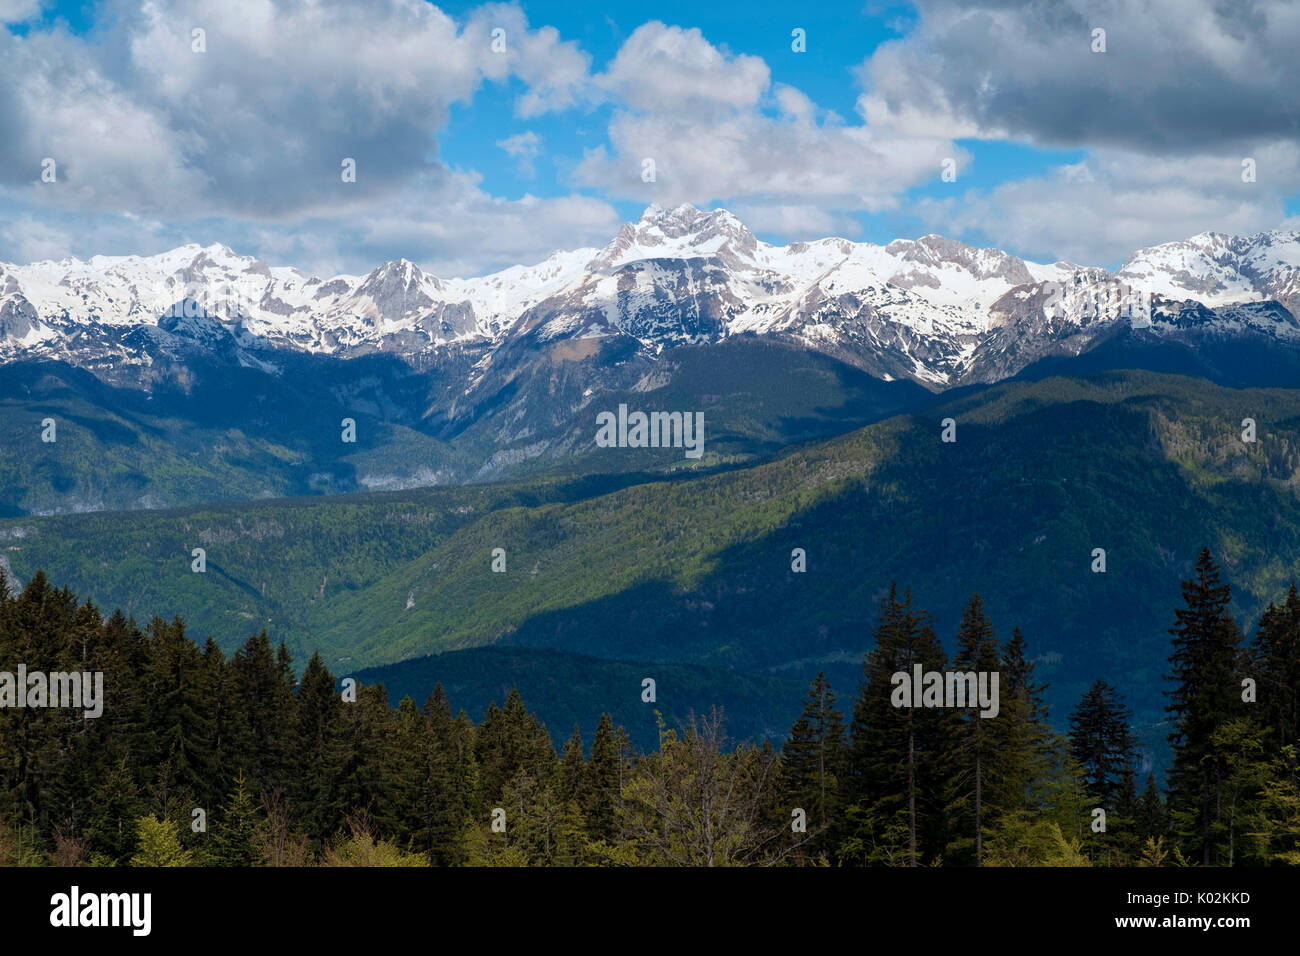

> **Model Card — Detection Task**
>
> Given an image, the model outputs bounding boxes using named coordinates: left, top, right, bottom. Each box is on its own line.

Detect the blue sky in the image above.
left=1, top=0, right=1296, bottom=275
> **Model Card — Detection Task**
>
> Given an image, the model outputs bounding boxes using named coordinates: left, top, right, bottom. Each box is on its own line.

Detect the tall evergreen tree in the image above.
left=584, top=712, right=631, bottom=844
left=1164, top=548, right=1248, bottom=865
left=1135, top=772, right=1168, bottom=842
left=947, top=594, right=1002, bottom=866
left=988, top=627, right=1055, bottom=815
left=782, top=672, right=846, bottom=858
left=231, top=631, right=296, bottom=799
left=1068, top=680, right=1138, bottom=807
left=293, top=652, right=347, bottom=847
left=845, top=584, right=953, bottom=866
left=557, top=725, right=586, bottom=806
left=210, top=770, right=261, bottom=866
left=1252, top=584, right=1300, bottom=765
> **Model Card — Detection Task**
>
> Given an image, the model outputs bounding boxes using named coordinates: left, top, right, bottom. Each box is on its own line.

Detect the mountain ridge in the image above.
left=3, top=205, right=1299, bottom=392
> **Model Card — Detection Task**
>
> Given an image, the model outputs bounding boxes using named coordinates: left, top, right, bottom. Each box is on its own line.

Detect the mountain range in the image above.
left=5, top=208, right=1300, bottom=761
left=6, top=368, right=1298, bottom=764
left=4, top=203, right=1300, bottom=389
left=4, top=205, right=1300, bottom=516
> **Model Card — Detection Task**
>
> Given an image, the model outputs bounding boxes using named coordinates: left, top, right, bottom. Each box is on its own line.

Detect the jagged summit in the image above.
left=1, top=207, right=1298, bottom=390
left=588, top=203, right=758, bottom=270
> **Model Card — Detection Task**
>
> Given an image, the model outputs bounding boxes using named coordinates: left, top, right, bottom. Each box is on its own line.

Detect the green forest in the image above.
left=11, top=369, right=1300, bottom=754
left=1, top=547, right=1297, bottom=867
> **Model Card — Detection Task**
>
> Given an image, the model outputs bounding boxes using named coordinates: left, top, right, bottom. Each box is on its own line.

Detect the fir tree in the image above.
left=781, top=672, right=846, bottom=859
left=293, top=652, right=347, bottom=847
left=1068, top=680, right=1138, bottom=808
left=947, top=594, right=1001, bottom=866
left=557, top=725, right=586, bottom=806
left=988, top=628, right=1055, bottom=816
left=130, top=814, right=194, bottom=867
left=584, top=713, right=630, bottom=843
left=1252, top=584, right=1300, bottom=764
left=1164, top=548, right=1248, bottom=865
left=845, top=584, right=952, bottom=866
left=210, top=770, right=261, bottom=866
left=1135, top=772, right=1167, bottom=842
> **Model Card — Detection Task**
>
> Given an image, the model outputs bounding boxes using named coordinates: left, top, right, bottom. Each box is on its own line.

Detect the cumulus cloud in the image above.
left=0, top=0, right=42, bottom=21
left=0, top=0, right=590, bottom=219
left=497, top=131, right=542, bottom=177
left=727, top=202, right=862, bottom=240
left=2, top=0, right=1295, bottom=276
left=854, top=0, right=1300, bottom=262
left=0, top=0, right=609, bottom=274
left=858, top=0, right=1300, bottom=153
left=575, top=22, right=964, bottom=219
left=915, top=144, right=1300, bottom=267
left=0, top=170, right=622, bottom=278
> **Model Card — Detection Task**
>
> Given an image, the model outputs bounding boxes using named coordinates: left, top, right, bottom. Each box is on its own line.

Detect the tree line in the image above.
left=0, top=547, right=1297, bottom=866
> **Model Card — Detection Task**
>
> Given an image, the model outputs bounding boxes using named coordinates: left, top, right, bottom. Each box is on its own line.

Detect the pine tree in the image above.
left=1164, top=548, right=1248, bottom=865
left=1068, top=680, right=1137, bottom=807
left=210, top=770, right=261, bottom=866
left=987, top=628, right=1055, bottom=817
left=781, top=672, right=846, bottom=859
left=844, top=584, right=952, bottom=866
left=947, top=594, right=1001, bottom=866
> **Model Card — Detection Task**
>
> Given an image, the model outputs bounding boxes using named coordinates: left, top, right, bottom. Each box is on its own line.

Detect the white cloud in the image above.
left=497, top=131, right=542, bottom=177
left=915, top=144, right=1300, bottom=267
left=0, top=0, right=613, bottom=275
left=857, top=0, right=1300, bottom=153
left=727, top=202, right=861, bottom=240
left=0, top=0, right=592, bottom=221
left=576, top=22, right=964, bottom=211
left=0, top=0, right=42, bottom=21
left=0, top=168, right=622, bottom=278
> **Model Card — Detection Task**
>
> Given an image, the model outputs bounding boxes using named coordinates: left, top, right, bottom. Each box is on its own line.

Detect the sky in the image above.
left=1, top=0, right=1297, bottom=276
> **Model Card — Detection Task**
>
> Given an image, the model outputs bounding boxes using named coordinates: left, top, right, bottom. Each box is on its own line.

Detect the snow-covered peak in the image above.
left=1117, top=229, right=1300, bottom=308
left=2, top=208, right=1298, bottom=391
left=591, top=203, right=759, bottom=270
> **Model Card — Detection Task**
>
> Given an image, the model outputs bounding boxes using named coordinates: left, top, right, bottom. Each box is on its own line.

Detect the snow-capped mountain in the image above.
left=2, top=204, right=1299, bottom=392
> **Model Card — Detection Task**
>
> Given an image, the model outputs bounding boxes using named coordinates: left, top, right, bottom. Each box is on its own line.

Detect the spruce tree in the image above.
left=1068, top=680, right=1137, bottom=807
left=988, top=627, right=1054, bottom=815
left=782, top=672, right=846, bottom=858
left=294, top=652, right=347, bottom=847
left=1164, top=548, right=1247, bottom=865
left=584, top=712, right=629, bottom=844
left=1252, top=584, right=1300, bottom=763
left=845, top=584, right=952, bottom=866
left=557, top=725, right=586, bottom=806
left=210, top=770, right=261, bottom=866
left=1135, top=772, right=1168, bottom=841
left=947, top=594, right=1001, bottom=866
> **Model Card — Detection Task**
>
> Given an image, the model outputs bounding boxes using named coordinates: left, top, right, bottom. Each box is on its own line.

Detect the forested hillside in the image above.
left=6, top=370, right=1300, bottom=754
left=1, top=553, right=1296, bottom=867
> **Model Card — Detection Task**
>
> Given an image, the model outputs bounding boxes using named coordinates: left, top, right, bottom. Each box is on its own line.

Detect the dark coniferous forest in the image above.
left=2, top=548, right=1296, bottom=868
